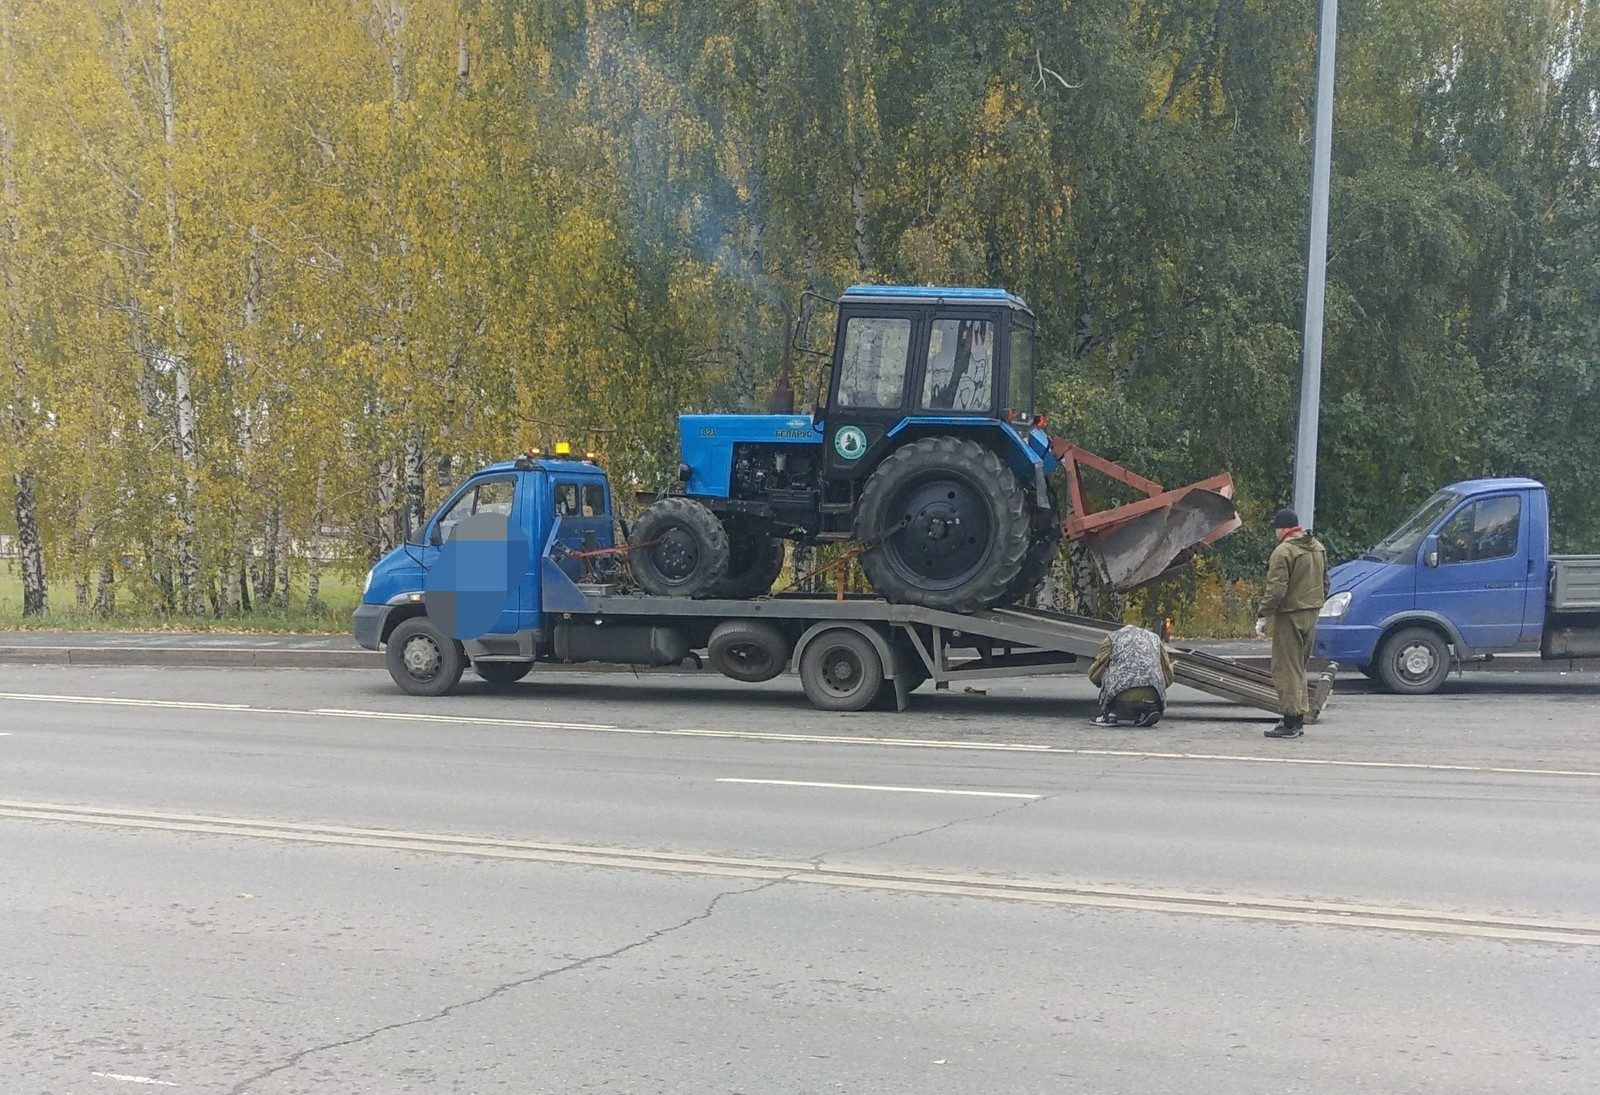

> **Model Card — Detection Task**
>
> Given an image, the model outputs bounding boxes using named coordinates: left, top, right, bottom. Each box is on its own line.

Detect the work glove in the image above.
left=1254, top=617, right=1268, bottom=639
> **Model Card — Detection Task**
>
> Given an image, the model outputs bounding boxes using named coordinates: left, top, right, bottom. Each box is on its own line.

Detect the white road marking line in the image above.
left=3, top=691, right=1600, bottom=779
left=0, top=691, right=248, bottom=710
left=8, top=800, right=1599, bottom=947
left=90, top=1072, right=178, bottom=1087
left=717, top=778, right=1039, bottom=799
left=311, top=708, right=620, bottom=731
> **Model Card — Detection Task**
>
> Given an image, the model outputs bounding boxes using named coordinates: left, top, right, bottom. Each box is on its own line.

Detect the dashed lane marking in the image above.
left=717, top=778, right=1040, bottom=799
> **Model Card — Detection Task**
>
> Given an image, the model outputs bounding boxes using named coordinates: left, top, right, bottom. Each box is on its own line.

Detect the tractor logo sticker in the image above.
left=834, top=426, right=868, bottom=460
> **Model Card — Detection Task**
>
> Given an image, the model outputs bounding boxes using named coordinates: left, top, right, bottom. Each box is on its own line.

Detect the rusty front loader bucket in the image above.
left=1050, top=441, right=1242, bottom=591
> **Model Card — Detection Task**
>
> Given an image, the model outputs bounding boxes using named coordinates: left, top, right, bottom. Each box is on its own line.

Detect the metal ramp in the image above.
left=961, top=606, right=1334, bottom=723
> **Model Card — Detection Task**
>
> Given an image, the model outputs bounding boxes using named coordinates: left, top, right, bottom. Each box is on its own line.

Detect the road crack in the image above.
left=224, top=878, right=780, bottom=1094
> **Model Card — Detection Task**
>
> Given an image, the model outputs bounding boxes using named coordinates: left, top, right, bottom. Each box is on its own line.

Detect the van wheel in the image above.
left=387, top=617, right=466, bottom=697
left=1375, top=627, right=1451, bottom=695
left=799, top=628, right=885, bottom=712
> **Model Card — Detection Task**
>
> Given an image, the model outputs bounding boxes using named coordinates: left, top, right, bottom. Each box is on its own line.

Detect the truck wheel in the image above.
left=386, top=617, right=466, bottom=697
left=712, top=528, right=786, bottom=599
left=707, top=620, right=790, bottom=684
left=799, top=628, right=886, bottom=712
left=474, top=660, right=534, bottom=686
left=629, top=497, right=730, bottom=598
left=855, top=436, right=1029, bottom=614
left=1375, top=627, right=1451, bottom=695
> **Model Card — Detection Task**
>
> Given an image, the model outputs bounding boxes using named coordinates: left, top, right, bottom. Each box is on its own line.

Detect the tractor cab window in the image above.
left=922, top=318, right=994, bottom=412
left=836, top=317, right=912, bottom=409
left=435, top=477, right=515, bottom=542
left=1007, top=324, right=1035, bottom=416
left=554, top=482, right=582, bottom=518
left=582, top=484, right=607, bottom=517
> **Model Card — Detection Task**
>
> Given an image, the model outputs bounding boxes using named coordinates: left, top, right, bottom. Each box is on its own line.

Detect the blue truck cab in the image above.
left=353, top=454, right=616, bottom=678
left=1313, top=477, right=1600, bottom=694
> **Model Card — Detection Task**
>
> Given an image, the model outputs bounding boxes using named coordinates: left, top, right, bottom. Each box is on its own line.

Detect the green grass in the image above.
left=0, top=559, right=362, bottom=633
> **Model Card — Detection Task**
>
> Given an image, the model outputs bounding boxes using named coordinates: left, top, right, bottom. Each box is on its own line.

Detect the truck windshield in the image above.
left=1363, top=489, right=1461, bottom=563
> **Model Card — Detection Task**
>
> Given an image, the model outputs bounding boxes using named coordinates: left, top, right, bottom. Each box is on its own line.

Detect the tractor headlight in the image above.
left=1319, top=591, right=1351, bottom=620
left=362, top=568, right=374, bottom=596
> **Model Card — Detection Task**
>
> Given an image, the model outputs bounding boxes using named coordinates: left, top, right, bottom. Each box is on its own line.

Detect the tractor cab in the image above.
left=819, top=286, right=1037, bottom=483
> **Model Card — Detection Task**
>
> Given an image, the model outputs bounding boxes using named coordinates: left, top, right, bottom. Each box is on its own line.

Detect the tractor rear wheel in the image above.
left=1001, top=489, right=1063, bottom=605
left=854, top=436, right=1029, bottom=614
left=712, top=525, right=786, bottom=600
left=628, top=497, right=730, bottom=598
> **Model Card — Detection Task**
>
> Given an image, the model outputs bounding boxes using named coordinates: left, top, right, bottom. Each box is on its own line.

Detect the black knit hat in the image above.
left=1272, top=508, right=1299, bottom=529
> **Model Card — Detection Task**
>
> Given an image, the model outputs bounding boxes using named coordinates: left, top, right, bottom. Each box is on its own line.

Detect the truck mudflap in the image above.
left=1048, top=439, right=1242, bottom=590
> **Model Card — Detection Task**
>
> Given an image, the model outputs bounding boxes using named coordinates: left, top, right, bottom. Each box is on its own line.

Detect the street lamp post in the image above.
left=1294, top=0, right=1339, bottom=531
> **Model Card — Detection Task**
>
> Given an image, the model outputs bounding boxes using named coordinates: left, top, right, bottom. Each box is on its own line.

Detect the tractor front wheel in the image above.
left=854, top=436, right=1029, bottom=614
left=628, top=497, right=730, bottom=598
left=712, top=524, right=786, bottom=600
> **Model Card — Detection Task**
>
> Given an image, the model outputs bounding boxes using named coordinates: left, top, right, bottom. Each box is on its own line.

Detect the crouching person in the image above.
left=1086, top=625, right=1175, bottom=727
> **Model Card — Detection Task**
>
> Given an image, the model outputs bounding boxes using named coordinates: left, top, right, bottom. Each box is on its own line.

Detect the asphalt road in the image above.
left=4, top=662, right=1599, bottom=1093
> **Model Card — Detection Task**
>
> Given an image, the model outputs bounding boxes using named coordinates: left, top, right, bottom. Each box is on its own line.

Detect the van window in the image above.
left=1438, top=496, right=1521, bottom=564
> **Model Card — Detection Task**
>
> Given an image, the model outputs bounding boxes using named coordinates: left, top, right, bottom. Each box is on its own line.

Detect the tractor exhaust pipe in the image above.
left=767, top=299, right=796, bottom=415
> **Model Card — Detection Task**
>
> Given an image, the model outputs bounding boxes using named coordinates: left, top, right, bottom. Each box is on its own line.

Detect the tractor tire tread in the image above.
left=854, top=436, right=1029, bottom=614
left=629, top=497, right=730, bottom=599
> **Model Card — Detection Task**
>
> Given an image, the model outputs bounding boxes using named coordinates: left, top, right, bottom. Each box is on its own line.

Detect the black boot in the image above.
left=1264, top=716, right=1304, bottom=739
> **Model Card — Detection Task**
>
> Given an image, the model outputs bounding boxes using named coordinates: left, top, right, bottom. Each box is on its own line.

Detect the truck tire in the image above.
left=854, top=436, right=1029, bottom=614
left=386, top=616, right=467, bottom=697
left=712, top=528, right=786, bottom=600
left=799, top=627, right=886, bottom=712
left=474, top=660, right=534, bottom=686
left=1374, top=626, right=1451, bottom=695
left=707, top=619, right=790, bottom=683
left=629, top=497, right=730, bottom=598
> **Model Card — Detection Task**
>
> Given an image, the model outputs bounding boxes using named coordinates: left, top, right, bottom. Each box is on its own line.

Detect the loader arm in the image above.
left=1046, top=438, right=1241, bottom=590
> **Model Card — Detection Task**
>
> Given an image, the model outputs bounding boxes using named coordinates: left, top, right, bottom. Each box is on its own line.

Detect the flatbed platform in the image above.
left=546, top=582, right=1330, bottom=721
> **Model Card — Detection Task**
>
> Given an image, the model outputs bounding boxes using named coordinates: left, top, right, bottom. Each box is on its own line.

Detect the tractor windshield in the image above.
left=1007, top=322, right=1035, bottom=416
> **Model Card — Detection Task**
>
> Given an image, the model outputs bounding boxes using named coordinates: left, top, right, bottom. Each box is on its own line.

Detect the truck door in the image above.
left=425, top=474, right=522, bottom=635
left=1415, top=492, right=1532, bottom=653
left=550, top=477, right=616, bottom=582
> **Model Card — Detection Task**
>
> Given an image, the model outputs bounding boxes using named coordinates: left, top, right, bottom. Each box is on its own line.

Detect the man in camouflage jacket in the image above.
left=1256, top=508, right=1329, bottom=738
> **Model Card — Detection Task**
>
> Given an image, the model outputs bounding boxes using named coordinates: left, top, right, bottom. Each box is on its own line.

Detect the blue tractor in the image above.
left=628, top=286, right=1239, bottom=613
